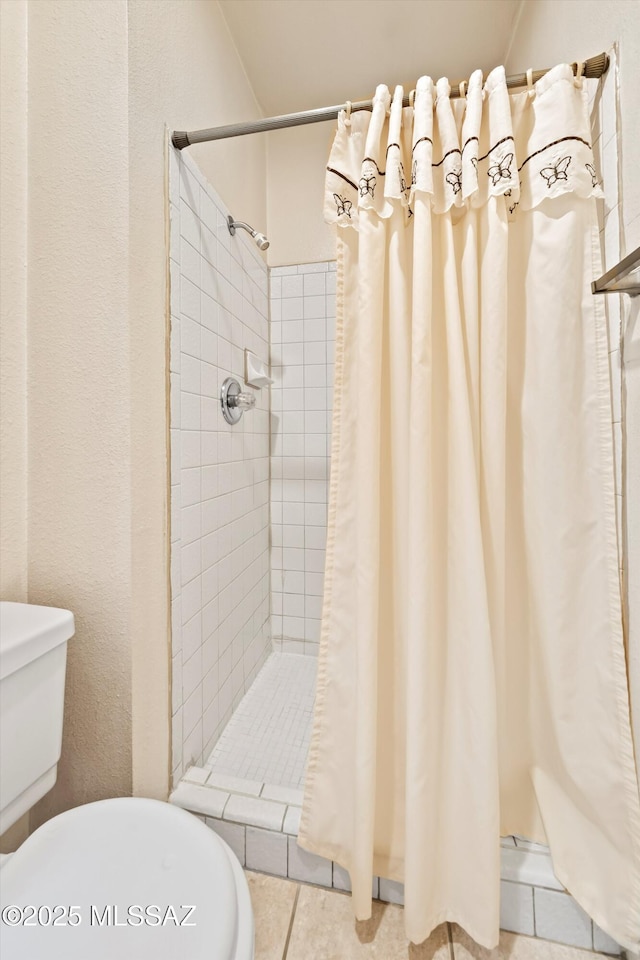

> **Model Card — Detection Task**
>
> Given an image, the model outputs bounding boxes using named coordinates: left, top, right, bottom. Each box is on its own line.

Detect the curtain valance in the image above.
left=325, top=64, right=603, bottom=224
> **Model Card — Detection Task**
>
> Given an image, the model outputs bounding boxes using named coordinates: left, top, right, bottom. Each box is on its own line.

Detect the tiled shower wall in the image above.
left=169, top=149, right=271, bottom=785
left=269, top=262, right=336, bottom=654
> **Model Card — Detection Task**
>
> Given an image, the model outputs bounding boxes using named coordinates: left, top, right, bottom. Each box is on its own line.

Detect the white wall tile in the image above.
left=303, top=274, right=326, bottom=297
left=246, top=826, right=288, bottom=875
left=170, top=149, right=270, bottom=773
left=183, top=765, right=209, bottom=784
left=282, top=297, right=304, bottom=321
left=592, top=924, right=622, bottom=955
left=379, top=878, right=404, bottom=905
left=270, top=261, right=335, bottom=652
left=181, top=278, right=201, bottom=323
left=332, top=864, right=379, bottom=898
left=206, top=773, right=263, bottom=796
left=500, top=880, right=534, bottom=935
left=261, top=785, right=304, bottom=805
left=170, top=781, right=228, bottom=818
left=224, top=795, right=286, bottom=831
left=283, top=805, right=302, bottom=836
left=533, top=888, right=593, bottom=949
left=303, top=295, right=326, bottom=320
left=282, top=275, right=304, bottom=298
left=500, top=846, right=563, bottom=892
left=205, top=818, right=246, bottom=865
left=180, top=575, right=201, bottom=624
left=287, top=837, right=332, bottom=885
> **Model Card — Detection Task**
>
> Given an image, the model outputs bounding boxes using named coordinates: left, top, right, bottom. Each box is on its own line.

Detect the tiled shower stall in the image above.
left=167, top=57, right=624, bottom=954
left=270, top=261, right=336, bottom=654
left=169, top=148, right=272, bottom=779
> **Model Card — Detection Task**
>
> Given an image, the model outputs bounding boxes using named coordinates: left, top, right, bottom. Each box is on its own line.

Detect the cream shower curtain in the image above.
left=298, top=64, right=640, bottom=951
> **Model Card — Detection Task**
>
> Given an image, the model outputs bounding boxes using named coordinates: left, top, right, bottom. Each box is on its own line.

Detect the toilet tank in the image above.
left=0, top=602, right=74, bottom=834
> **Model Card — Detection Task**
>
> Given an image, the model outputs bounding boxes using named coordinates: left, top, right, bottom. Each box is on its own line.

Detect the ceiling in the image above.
left=219, top=0, right=524, bottom=116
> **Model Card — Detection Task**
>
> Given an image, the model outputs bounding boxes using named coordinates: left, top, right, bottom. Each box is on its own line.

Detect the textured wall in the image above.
left=266, top=123, right=336, bottom=267
left=0, top=0, right=28, bottom=603
left=26, top=0, right=133, bottom=827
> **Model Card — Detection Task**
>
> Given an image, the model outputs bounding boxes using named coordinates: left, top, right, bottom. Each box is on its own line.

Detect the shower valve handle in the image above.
left=220, top=377, right=257, bottom=424
left=228, top=391, right=256, bottom=411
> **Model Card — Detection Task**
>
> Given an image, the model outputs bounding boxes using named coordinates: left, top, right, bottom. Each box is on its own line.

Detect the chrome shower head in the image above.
left=227, top=215, right=270, bottom=251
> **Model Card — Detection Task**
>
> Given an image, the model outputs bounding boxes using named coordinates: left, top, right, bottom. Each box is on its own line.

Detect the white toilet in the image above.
left=0, top=602, right=254, bottom=960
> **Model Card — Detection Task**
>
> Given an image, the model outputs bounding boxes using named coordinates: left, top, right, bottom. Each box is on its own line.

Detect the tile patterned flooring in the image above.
left=247, top=870, right=615, bottom=960
left=205, top=652, right=317, bottom=789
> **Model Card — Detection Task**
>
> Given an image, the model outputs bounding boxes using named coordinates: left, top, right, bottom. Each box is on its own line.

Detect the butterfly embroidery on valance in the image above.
left=540, top=156, right=571, bottom=188
left=446, top=170, right=462, bottom=195
left=333, top=194, right=352, bottom=218
left=359, top=175, right=376, bottom=198
left=585, top=163, right=599, bottom=188
left=488, top=153, right=513, bottom=186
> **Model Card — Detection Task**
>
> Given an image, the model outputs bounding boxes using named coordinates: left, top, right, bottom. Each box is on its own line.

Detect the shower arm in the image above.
left=227, top=217, right=256, bottom=238
left=226, top=215, right=270, bottom=250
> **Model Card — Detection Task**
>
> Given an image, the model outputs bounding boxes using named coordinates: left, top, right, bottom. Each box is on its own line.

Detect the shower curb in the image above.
left=170, top=767, right=622, bottom=956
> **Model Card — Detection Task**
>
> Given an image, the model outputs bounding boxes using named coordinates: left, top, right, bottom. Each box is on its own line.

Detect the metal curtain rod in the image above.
left=172, top=52, right=609, bottom=150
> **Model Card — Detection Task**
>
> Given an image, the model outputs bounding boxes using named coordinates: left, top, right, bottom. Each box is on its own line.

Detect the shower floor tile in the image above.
left=205, top=652, right=317, bottom=790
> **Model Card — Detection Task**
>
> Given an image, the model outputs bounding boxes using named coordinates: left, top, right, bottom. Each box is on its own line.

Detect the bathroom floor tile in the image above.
left=245, top=871, right=298, bottom=960
left=450, top=925, right=609, bottom=960
left=285, top=882, right=450, bottom=959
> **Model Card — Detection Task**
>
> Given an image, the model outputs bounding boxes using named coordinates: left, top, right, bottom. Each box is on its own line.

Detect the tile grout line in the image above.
left=281, top=883, right=301, bottom=960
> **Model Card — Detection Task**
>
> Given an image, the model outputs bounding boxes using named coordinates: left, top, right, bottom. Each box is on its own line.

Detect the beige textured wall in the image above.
left=27, top=0, right=133, bottom=828
left=267, top=123, right=336, bottom=267
left=0, top=0, right=266, bottom=831
left=0, top=0, right=28, bottom=602
left=506, top=0, right=640, bottom=766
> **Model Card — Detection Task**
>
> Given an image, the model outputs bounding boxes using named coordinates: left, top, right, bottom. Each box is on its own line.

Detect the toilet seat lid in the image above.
left=0, top=797, right=243, bottom=959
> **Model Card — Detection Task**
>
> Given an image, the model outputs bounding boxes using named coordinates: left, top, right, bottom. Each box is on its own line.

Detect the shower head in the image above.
left=227, top=215, right=270, bottom=251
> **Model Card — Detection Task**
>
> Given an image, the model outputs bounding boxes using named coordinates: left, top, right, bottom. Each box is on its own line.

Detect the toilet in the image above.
left=0, top=602, right=254, bottom=959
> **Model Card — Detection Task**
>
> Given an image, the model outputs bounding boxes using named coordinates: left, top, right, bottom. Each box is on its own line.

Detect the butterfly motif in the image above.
left=585, top=162, right=599, bottom=188
left=359, top=175, right=376, bottom=198
left=411, top=160, right=417, bottom=186
left=407, top=206, right=414, bottom=219
left=398, top=163, right=410, bottom=196
left=540, top=156, right=571, bottom=188
left=446, top=169, right=462, bottom=194
left=333, top=193, right=352, bottom=218
left=508, top=201, right=519, bottom=215
left=504, top=188, right=512, bottom=197
left=487, top=153, right=514, bottom=186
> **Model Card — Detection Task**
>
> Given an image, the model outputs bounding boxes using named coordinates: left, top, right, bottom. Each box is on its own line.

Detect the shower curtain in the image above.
left=298, top=64, right=640, bottom=951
